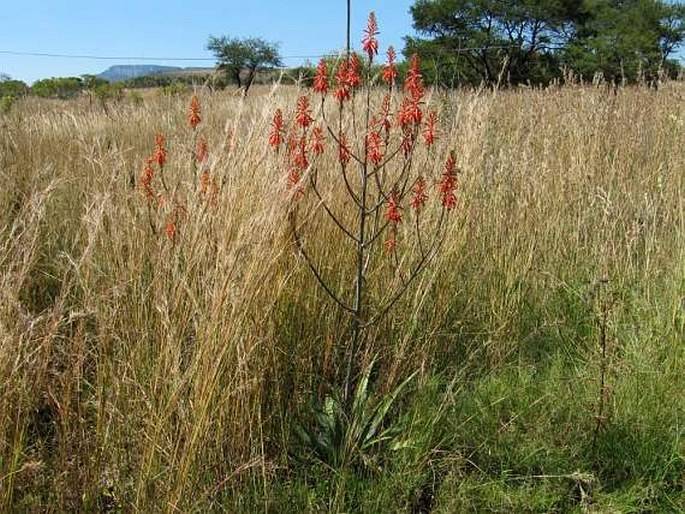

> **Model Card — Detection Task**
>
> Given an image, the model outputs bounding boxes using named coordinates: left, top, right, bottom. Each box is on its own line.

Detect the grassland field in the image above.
left=0, top=81, right=683, bottom=512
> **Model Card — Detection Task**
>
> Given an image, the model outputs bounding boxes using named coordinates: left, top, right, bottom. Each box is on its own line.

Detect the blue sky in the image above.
left=0, top=1, right=415, bottom=84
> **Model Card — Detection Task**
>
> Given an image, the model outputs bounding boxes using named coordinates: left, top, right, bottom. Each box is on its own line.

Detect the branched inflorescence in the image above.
left=268, top=12, right=462, bottom=395
left=138, top=94, right=218, bottom=242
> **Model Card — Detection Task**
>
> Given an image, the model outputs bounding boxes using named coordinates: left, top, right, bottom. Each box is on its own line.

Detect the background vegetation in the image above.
left=0, top=77, right=683, bottom=511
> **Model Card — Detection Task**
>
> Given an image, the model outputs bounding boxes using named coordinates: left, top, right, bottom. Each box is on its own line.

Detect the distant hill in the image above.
left=98, top=65, right=183, bottom=82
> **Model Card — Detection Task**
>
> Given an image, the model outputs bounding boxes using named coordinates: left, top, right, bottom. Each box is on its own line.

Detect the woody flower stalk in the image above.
left=268, top=11, right=460, bottom=400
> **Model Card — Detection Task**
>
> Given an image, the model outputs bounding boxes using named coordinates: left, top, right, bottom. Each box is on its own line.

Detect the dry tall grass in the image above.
left=0, top=82, right=683, bottom=510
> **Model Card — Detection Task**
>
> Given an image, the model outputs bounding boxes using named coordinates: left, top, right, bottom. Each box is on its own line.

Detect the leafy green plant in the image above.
left=296, top=361, right=417, bottom=472
left=0, top=95, right=14, bottom=114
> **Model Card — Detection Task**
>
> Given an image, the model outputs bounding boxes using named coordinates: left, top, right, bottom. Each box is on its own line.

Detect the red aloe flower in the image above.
left=313, top=59, right=329, bottom=94
left=410, top=176, right=428, bottom=212
left=140, top=156, right=155, bottom=199
left=292, top=135, right=309, bottom=171
left=269, top=109, right=284, bottom=150
left=382, top=46, right=398, bottom=85
left=188, top=95, right=201, bottom=128
left=311, top=126, right=325, bottom=155
left=346, top=52, right=362, bottom=89
left=154, top=133, right=167, bottom=168
left=366, top=129, right=384, bottom=165
left=423, top=111, right=437, bottom=147
left=287, top=168, right=304, bottom=198
left=196, top=135, right=208, bottom=163
left=400, top=131, right=414, bottom=157
left=438, top=151, right=458, bottom=211
left=200, top=170, right=211, bottom=195
left=398, top=96, right=423, bottom=128
left=379, top=94, right=392, bottom=135
left=384, top=237, right=398, bottom=254
left=333, top=60, right=351, bottom=103
left=295, top=95, right=313, bottom=128
left=338, top=131, right=351, bottom=166
left=385, top=189, right=403, bottom=224
left=404, top=54, right=423, bottom=100
left=165, top=216, right=176, bottom=243
left=362, top=12, right=379, bottom=61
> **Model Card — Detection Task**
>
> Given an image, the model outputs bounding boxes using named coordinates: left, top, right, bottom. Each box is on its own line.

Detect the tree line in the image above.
left=3, top=0, right=683, bottom=102
left=405, top=0, right=684, bottom=86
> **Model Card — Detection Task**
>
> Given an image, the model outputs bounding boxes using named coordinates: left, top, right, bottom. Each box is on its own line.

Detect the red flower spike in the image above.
left=292, top=135, right=309, bottom=171
left=346, top=52, right=362, bottom=89
left=196, top=135, right=208, bottom=163
left=313, top=59, right=329, bottom=94
left=188, top=95, right=201, bottom=128
left=439, top=151, right=458, bottom=211
left=404, top=54, right=423, bottom=99
left=423, top=111, right=437, bottom=147
left=384, top=238, right=398, bottom=254
left=295, top=95, right=313, bottom=128
left=200, top=170, right=211, bottom=195
left=401, top=131, right=414, bottom=158
left=165, top=217, right=177, bottom=243
left=311, top=126, right=325, bottom=155
left=140, top=156, right=155, bottom=199
left=366, top=130, right=384, bottom=165
left=382, top=46, right=398, bottom=85
left=362, top=12, right=379, bottom=61
left=410, top=176, right=428, bottom=212
left=154, top=133, right=167, bottom=168
left=338, top=132, right=351, bottom=166
left=333, top=60, right=351, bottom=103
left=287, top=168, right=304, bottom=198
left=385, top=190, right=403, bottom=224
left=269, top=109, right=284, bottom=150
left=398, top=96, right=423, bottom=128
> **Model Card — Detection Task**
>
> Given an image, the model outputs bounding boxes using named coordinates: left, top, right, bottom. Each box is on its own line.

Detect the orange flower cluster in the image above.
left=295, top=95, right=313, bottom=128
left=188, top=95, right=201, bottom=128
left=269, top=109, right=284, bottom=150
left=366, top=129, right=384, bottom=165
left=333, top=53, right=362, bottom=104
left=423, top=111, right=437, bottom=147
left=333, top=60, right=351, bottom=103
left=139, top=133, right=168, bottom=201
left=313, top=59, right=329, bottom=94
left=382, top=46, right=398, bottom=85
left=385, top=189, right=403, bottom=224
left=362, top=12, right=379, bottom=61
left=196, top=135, right=208, bottom=163
left=311, top=126, right=325, bottom=155
left=265, top=9, right=461, bottom=253
left=384, top=189, right=403, bottom=254
left=153, top=133, right=167, bottom=168
left=338, top=132, right=351, bottom=166
left=410, top=176, right=428, bottom=212
left=140, top=156, right=155, bottom=200
left=164, top=204, right=187, bottom=244
left=439, top=152, right=458, bottom=210
left=398, top=55, right=424, bottom=129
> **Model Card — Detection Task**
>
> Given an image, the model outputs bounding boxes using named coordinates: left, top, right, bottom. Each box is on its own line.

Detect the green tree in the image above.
left=206, top=36, right=282, bottom=95
left=0, top=76, right=29, bottom=98
left=563, top=0, right=685, bottom=83
left=31, top=77, right=83, bottom=99
left=406, top=0, right=583, bottom=86
left=406, top=0, right=684, bottom=86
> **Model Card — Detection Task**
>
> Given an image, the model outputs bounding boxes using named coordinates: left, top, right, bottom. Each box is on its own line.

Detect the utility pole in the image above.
left=346, top=0, right=351, bottom=61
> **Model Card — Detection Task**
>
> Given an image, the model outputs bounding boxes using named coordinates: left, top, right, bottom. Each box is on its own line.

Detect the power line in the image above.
left=0, top=45, right=540, bottom=63
left=0, top=50, right=332, bottom=61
